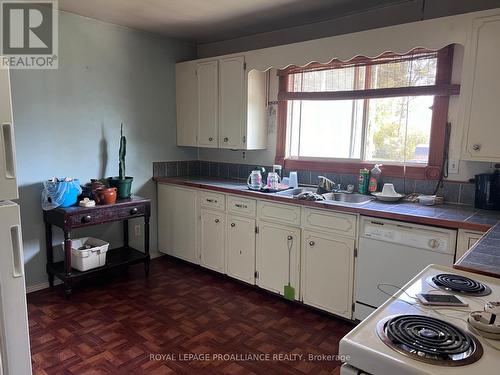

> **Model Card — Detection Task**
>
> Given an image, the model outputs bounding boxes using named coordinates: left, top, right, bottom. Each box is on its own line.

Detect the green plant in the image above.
left=119, top=123, right=126, bottom=180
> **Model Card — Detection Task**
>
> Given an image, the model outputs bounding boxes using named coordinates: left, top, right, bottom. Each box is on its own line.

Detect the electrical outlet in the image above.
left=242, top=151, right=246, bottom=160
left=134, top=225, right=141, bottom=236
left=448, top=159, right=459, bottom=174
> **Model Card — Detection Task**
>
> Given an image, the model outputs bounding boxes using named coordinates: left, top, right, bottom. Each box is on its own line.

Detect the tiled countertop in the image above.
left=154, top=177, right=500, bottom=278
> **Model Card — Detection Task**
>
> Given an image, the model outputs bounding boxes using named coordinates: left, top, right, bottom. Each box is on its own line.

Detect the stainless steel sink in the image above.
left=322, top=192, right=373, bottom=205
left=276, top=187, right=318, bottom=196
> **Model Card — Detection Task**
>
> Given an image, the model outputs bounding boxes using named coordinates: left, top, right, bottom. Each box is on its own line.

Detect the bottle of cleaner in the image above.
left=369, top=164, right=383, bottom=193
left=358, top=168, right=370, bottom=194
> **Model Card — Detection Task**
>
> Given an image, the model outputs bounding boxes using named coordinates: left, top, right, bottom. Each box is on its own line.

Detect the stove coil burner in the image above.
left=377, top=315, right=483, bottom=366
left=432, top=273, right=492, bottom=296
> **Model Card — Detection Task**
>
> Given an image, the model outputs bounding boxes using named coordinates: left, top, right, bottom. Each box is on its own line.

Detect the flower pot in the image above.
left=108, top=177, right=133, bottom=199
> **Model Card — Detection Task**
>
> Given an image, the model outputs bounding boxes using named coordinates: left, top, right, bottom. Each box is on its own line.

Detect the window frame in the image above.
left=275, top=46, right=457, bottom=180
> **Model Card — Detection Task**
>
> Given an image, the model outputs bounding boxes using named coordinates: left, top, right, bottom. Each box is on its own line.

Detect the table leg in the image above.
left=64, top=281, right=73, bottom=299
left=45, top=222, right=54, bottom=287
left=144, top=216, right=150, bottom=277
left=123, top=220, right=129, bottom=248
left=64, top=230, right=72, bottom=277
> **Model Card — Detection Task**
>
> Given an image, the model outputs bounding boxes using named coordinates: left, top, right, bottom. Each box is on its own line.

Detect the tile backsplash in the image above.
left=153, top=160, right=476, bottom=206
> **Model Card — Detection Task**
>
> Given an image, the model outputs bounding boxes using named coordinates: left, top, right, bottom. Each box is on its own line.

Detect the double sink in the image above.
left=276, top=187, right=373, bottom=205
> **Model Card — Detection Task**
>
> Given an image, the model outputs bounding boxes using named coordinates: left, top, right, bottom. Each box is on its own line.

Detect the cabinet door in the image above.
left=219, top=56, right=246, bottom=149
left=462, top=15, right=500, bottom=161
left=226, top=215, right=255, bottom=284
left=157, top=185, right=198, bottom=263
left=197, top=61, right=218, bottom=148
left=176, top=62, right=198, bottom=146
left=456, top=229, right=485, bottom=260
left=256, top=221, right=300, bottom=298
left=200, top=209, right=225, bottom=273
left=301, top=230, right=355, bottom=318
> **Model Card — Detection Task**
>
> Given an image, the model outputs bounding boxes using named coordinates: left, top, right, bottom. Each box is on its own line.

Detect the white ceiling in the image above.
left=58, top=0, right=407, bottom=43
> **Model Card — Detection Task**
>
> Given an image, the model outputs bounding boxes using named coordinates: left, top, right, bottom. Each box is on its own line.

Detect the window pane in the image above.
left=371, top=57, right=437, bottom=89
left=289, top=66, right=365, bottom=92
left=288, top=100, right=363, bottom=159
left=364, top=95, right=434, bottom=164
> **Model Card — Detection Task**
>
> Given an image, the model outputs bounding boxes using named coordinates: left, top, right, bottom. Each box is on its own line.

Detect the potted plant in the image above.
left=108, top=124, right=133, bottom=199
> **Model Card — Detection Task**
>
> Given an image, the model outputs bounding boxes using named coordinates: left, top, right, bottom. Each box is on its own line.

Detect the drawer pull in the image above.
left=130, top=207, right=138, bottom=215
left=209, top=137, right=213, bottom=142
left=309, top=241, right=315, bottom=247
left=215, top=219, right=220, bottom=223
left=235, top=203, right=248, bottom=209
left=206, top=199, right=217, bottom=203
left=472, top=144, right=481, bottom=152
left=231, top=223, right=236, bottom=227
left=224, top=137, right=229, bottom=142
left=81, top=215, right=92, bottom=223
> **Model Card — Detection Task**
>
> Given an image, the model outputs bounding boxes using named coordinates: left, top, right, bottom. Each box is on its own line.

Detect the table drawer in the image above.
left=257, top=201, right=301, bottom=226
left=302, top=207, right=356, bottom=237
left=227, top=195, right=256, bottom=217
left=70, top=205, right=145, bottom=225
left=199, top=191, right=225, bottom=211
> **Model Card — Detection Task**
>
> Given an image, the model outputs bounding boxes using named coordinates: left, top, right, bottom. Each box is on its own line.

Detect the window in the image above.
left=276, top=46, right=459, bottom=179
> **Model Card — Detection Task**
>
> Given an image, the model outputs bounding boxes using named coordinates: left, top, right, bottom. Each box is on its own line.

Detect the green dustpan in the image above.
left=284, top=235, right=295, bottom=300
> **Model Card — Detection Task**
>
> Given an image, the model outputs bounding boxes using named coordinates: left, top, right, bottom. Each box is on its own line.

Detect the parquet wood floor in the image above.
left=28, top=257, right=355, bottom=374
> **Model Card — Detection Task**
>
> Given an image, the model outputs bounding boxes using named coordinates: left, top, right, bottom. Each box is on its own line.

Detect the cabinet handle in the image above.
left=235, top=203, right=247, bottom=208
left=2, top=123, right=16, bottom=179
left=206, top=199, right=217, bottom=203
left=287, top=235, right=293, bottom=241
left=309, top=241, right=315, bottom=247
left=224, top=137, right=229, bottom=142
left=215, top=219, right=220, bottom=223
left=472, top=144, right=481, bottom=152
left=10, top=225, right=23, bottom=278
left=231, top=223, right=236, bottom=227
left=130, top=207, right=138, bottom=215
left=209, top=137, right=213, bottom=142
left=81, top=215, right=92, bottom=223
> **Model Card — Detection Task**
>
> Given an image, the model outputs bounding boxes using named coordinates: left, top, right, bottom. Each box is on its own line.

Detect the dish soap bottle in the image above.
left=358, top=168, right=370, bottom=194
left=369, top=164, right=383, bottom=193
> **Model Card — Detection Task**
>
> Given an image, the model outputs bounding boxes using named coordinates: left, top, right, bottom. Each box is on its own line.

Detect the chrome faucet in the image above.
left=317, top=176, right=336, bottom=194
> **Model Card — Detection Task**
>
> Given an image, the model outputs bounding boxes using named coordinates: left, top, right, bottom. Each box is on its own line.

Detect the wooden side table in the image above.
left=43, top=196, right=151, bottom=297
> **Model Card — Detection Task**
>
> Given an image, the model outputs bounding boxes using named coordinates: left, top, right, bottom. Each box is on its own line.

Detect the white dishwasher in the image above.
left=355, top=216, right=457, bottom=321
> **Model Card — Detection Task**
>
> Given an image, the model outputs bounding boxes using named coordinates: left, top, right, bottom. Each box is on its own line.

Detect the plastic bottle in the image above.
left=369, top=164, right=383, bottom=193
left=358, top=168, right=370, bottom=194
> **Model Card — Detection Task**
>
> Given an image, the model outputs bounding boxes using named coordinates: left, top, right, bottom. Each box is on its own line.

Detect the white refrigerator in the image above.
left=0, top=65, right=32, bottom=374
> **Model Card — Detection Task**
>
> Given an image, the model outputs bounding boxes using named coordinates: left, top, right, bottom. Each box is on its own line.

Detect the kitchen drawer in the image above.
left=70, top=205, right=145, bottom=226
left=257, top=200, right=301, bottom=226
left=227, top=195, right=256, bottom=217
left=302, top=208, right=356, bottom=238
left=199, top=191, right=225, bottom=211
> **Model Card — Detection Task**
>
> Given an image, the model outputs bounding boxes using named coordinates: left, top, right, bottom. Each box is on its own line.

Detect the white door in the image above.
left=226, top=215, right=255, bottom=284
left=462, top=15, right=500, bottom=161
left=301, top=230, right=355, bottom=318
left=219, top=56, right=246, bottom=149
left=197, top=61, right=219, bottom=148
left=176, top=62, right=198, bottom=146
left=200, top=209, right=225, bottom=273
left=0, top=66, right=18, bottom=201
left=256, top=221, right=300, bottom=298
left=157, top=185, right=198, bottom=263
left=0, top=202, right=32, bottom=375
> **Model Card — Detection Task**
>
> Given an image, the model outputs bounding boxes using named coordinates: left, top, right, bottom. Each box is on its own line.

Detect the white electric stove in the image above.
left=340, top=264, right=500, bottom=375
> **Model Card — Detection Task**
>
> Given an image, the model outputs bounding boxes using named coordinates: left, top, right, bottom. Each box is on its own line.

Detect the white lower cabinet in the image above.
left=226, top=215, right=256, bottom=284
left=200, top=209, right=225, bottom=273
left=301, top=230, right=355, bottom=318
left=456, top=229, right=485, bottom=261
left=158, top=184, right=198, bottom=263
left=256, top=220, right=300, bottom=298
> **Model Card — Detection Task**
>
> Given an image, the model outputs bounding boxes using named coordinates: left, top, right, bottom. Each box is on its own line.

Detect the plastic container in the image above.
left=62, top=237, right=109, bottom=272
left=368, top=164, right=383, bottom=193
left=358, top=168, right=370, bottom=194
left=42, top=178, right=82, bottom=210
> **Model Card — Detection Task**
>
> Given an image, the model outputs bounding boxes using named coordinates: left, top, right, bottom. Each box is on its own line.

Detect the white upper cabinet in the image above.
left=461, top=14, right=500, bottom=161
left=175, top=55, right=267, bottom=150
left=197, top=60, right=219, bottom=148
left=175, top=62, right=198, bottom=147
left=219, top=56, right=245, bottom=149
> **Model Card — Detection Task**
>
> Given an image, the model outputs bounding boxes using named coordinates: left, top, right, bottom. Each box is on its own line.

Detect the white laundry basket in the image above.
left=62, top=237, right=109, bottom=272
